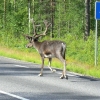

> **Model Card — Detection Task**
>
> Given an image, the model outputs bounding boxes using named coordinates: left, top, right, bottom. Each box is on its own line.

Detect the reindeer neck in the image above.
left=33, top=40, right=43, bottom=52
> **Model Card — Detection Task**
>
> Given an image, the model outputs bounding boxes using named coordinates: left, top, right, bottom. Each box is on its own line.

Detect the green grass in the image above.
left=0, top=46, right=100, bottom=78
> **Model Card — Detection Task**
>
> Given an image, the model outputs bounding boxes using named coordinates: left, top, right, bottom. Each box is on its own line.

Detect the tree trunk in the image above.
left=50, top=0, right=55, bottom=38
left=28, top=0, right=31, bottom=34
left=3, top=0, right=6, bottom=29
left=84, top=0, right=90, bottom=40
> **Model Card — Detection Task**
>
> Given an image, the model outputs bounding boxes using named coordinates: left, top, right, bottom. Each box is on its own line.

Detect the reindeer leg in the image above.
left=57, top=54, right=68, bottom=79
left=63, top=60, right=68, bottom=79
left=58, top=57, right=65, bottom=79
left=38, top=57, right=44, bottom=76
left=48, top=58, right=56, bottom=72
left=60, top=60, right=68, bottom=79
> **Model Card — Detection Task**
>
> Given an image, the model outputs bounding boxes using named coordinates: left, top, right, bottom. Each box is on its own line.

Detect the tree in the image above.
left=3, top=0, right=6, bottom=29
left=28, top=0, right=31, bottom=34
left=50, top=0, right=55, bottom=38
left=84, top=0, right=90, bottom=40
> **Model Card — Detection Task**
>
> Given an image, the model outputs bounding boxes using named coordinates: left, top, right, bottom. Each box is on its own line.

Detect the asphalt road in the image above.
left=0, top=56, right=100, bottom=100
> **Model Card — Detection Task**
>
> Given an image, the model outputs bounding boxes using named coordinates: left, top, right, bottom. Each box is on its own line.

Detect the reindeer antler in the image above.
left=30, top=18, right=41, bottom=37
left=35, top=20, right=51, bottom=38
left=43, top=20, right=51, bottom=35
left=30, top=18, right=51, bottom=38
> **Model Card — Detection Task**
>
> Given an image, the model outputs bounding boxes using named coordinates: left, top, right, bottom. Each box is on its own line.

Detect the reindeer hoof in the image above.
left=38, top=73, right=43, bottom=77
left=65, top=75, right=68, bottom=80
left=60, top=75, right=64, bottom=79
left=60, top=75, right=68, bottom=79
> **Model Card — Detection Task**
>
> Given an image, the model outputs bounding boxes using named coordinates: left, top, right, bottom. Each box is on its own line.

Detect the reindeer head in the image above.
left=25, top=19, right=51, bottom=48
left=25, top=35, right=33, bottom=48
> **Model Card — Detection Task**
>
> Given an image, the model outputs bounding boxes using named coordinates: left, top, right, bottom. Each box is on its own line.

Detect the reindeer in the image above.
left=25, top=19, right=68, bottom=79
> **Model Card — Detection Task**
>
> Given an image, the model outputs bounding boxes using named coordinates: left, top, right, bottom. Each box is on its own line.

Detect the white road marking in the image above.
left=15, top=65, right=29, bottom=68
left=0, top=90, right=29, bottom=100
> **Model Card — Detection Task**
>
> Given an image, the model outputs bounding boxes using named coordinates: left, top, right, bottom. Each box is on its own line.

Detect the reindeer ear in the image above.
left=34, top=37, right=39, bottom=41
left=24, top=35, right=32, bottom=40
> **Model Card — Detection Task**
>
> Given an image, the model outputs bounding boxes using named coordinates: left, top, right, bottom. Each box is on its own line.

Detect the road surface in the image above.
left=0, top=56, right=100, bottom=100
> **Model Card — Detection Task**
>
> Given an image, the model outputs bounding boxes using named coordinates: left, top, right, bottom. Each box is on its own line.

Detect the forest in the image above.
left=0, top=0, right=100, bottom=78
